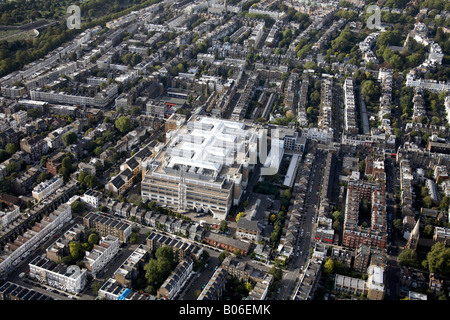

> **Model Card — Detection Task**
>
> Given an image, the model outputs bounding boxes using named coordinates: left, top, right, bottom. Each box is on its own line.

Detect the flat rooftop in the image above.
left=146, top=116, right=260, bottom=184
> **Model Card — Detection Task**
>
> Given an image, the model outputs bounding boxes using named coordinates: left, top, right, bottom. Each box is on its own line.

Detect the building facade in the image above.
left=342, top=181, right=387, bottom=249
left=141, top=116, right=259, bottom=220
left=32, top=176, right=64, bottom=202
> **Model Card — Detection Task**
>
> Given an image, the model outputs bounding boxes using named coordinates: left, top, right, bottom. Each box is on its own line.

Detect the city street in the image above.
left=277, top=146, right=326, bottom=299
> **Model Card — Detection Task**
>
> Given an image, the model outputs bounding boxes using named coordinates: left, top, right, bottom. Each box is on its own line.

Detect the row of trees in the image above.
left=399, top=242, right=450, bottom=278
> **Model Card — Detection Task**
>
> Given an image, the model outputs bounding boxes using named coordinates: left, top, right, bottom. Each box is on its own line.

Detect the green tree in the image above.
left=268, top=266, right=283, bottom=281
left=129, top=232, right=139, bottom=244
left=78, top=171, right=88, bottom=185
left=58, top=166, right=70, bottom=180
left=6, top=161, right=18, bottom=174
left=220, top=220, right=228, bottom=233
left=361, top=80, right=379, bottom=104
left=423, top=242, right=450, bottom=276
left=283, top=189, right=291, bottom=199
left=88, top=233, right=99, bottom=245
left=36, top=171, right=49, bottom=184
left=323, top=257, right=334, bottom=274
left=439, top=196, right=449, bottom=211
left=70, top=200, right=84, bottom=214
left=84, top=174, right=99, bottom=189
left=332, top=210, right=342, bottom=221
left=5, top=143, right=16, bottom=155
left=62, top=131, right=78, bottom=146
left=0, top=149, right=10, bottom=162
left=94, top=146, right=103, bottom=156
left=115, top=116, right=131, bottom=133
left=245, top=281, right=253, bottom=292
left=269, top=214, right=276, bottom=223
left=423, top=196, right=433, bottom=208
left=69, top=241, right=81, bottom=260
left=393, top=219, right=403, bottom=232
left=155, top=246, right=176, bottom=267
left=40, top=155, right=49, bottom=167
left=423, top=224, right=434, bottom=238
left=398, top=248, right=419, bottom=268
left=62, top=156, right=73, bottom=170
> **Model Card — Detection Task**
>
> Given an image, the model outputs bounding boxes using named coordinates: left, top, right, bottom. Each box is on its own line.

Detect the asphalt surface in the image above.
left=276, top=146, right=326, bottom=300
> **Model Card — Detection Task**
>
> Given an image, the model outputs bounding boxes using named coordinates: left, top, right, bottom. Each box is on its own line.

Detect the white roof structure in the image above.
left=367, top=265, right=385, bottom=292
left=162, top=117, right=257, bottom=180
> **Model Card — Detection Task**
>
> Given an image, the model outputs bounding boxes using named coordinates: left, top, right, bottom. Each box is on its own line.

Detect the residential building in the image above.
left=334, top=274, right=367, bottom=296
left=0, top=203, right=72, bottom=275
left=342, top=181, right=387, bottom=249
left=80, top=189, right=102, bottom=209
left=433, top=226, right=450, bottom=245
left=28, top=254, right=87, bottom=294
left=12, top=165, right=43, bottom=194
left=157, top=257, right=193, bottom=299
left=83, top=211, right=132, bottom=243
left=20, top=136, right=48, bottom=161
left=0, top=281, right=55, bottom=300
left=114, top=244, right=150, bottom=287
left=197, top=267, right=227, bottom=300
left=46, top=224, right=85, bottom=262
left=46, top=152, right=66, bottom=176
left=366, top=264, right=385, bottom=300
left=32, top=176, right=64, bottom=202
left=146, top=230, right=203, bottom=260
left=83, top=235, right=120, bottom=276
left=98, top=278, right=153, bottom=300
left=0, top=204, right=20, bottom=230
left=203, top=231, right=251, bottom=255
left=343, top=78, right=358, bottom=134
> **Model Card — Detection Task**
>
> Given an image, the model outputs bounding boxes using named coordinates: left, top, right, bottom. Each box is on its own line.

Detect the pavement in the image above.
left=276, top=145, right=326, bottom=300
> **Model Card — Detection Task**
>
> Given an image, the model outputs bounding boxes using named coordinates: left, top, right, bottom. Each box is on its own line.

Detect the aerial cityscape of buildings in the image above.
left=0, top=0, right=449, bottom=306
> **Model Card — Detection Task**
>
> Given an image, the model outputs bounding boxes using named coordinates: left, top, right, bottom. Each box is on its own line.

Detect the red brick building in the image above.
left=46, top=152, right=65, bottom=176
left=342, top=181, right=387, bottom=249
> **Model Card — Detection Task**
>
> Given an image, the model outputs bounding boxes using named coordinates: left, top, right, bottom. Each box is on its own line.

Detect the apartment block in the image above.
left=83, top=235, right=120, bottom=276
left=0, top=281, right=55, bottom=300
left=342, top=181, right=387, bottom=249
left=0, top=202, right=72, bottom=275
left=157, top=257, right=193, bottom=299
left=366, top=264, right=385, bottom=300
left=204, top=231, right=251, bottom=256
left=146, top=230, right=203, bottom=261
left=83, top=211, right=132, bottom=243
left=98, top=278, right=154, bottom=300
left=20, top=135, right=48, bottom=161
left=32, top=176, right=64, bottom=202
left=80, top=189, right=102, bottom=209
left=197, top=267, right=227, bottom=300
left=343, top=78, right=358, bottom=134
left=29, top=254, right=87, bottom=294
left=114, top=244, right=150, bottom=287
left=46, top=224, right=85, bottom=262
left=46, top=152, right=66, bottom=176
left=0, top=204, right=20, bottom=229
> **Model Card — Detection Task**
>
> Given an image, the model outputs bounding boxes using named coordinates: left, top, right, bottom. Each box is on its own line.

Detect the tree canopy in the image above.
left=115, top=116, right=132, bottom=133
left=423, top=242, right=450, bottom=276
left=62, top=131, right=78, bottom=146
left=144, top=246, right=177, bottom=294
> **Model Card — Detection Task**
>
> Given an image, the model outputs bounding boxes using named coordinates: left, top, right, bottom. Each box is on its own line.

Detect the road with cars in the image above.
left=276, top=146, right=326, bottom=300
